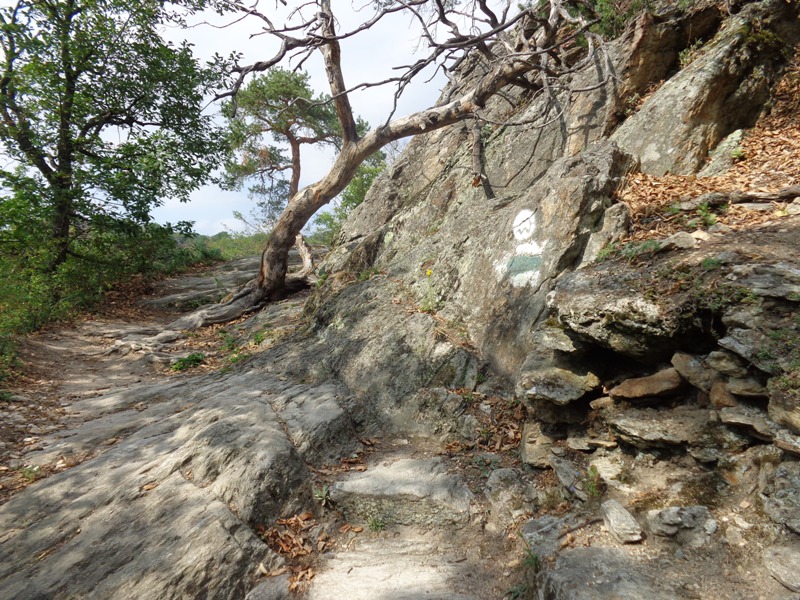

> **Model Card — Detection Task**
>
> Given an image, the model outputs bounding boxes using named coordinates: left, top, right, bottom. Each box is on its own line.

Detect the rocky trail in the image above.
left=0, top=256, right=529, bottom=599
left=4, top=2, right=800, bottom=597
left=2, top=243, right=800, bottom=600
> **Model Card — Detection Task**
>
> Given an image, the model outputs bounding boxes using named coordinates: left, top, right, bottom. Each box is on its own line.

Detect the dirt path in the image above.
left=0, top=257, right=258, bottom=502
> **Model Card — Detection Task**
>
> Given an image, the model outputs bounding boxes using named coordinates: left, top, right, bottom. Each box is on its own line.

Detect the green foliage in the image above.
left=504, top=584, right=529, bottom=600
left=18, top=465, right=44, bottom=482
left=589, top=0, right=653, bottom=38
left=313, top=485, right=332, bottom=508
left=596, top=239, right=661, bottom=263
left=357, top=267, right=381, bottom=282
left=193, top=231, right=269, bottom=260
left=765, top=325, right=800, bottom=402
left=700, top=257, right=723, bottom=271
left=0, top=0, right=225, bottom=261
left=686, top=203, right=718, bottom=229
left=678, top=38, right=705, bottom=67
left=730, top=147, right=746, bottom=161
left=582, top=465, right=603, bottom=498
left=171, top=352, right=206, bottom=372
left=221, top=68, right=341, bottom=229
left=367, top=516, right=386, bottom=532
left=0, top=0, right=227, bottom=370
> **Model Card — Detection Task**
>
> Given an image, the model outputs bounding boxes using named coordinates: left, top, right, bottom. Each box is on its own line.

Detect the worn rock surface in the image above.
left=329, top=457, right=473, bottom=527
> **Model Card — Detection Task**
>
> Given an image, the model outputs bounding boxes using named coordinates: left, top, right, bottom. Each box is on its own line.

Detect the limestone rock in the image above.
left=611, top=0, right=800, bottom=176
left=764, top=545, right=800, bottom=593
left=769, top=385, right=800, bottom=435
left=609, top=406, right=710, bottom=449
left=718, top=328, right=778, bottom=374
left=646, top=506, right=717, bottom=548
left=484, top=468, right=529, bottom=523
left=245, top=576, right=292, bottom=600
left=521, top=514, right=567, bottom=559
left=726, top=377, right=768, bottom=398
left=730, top=262, right=800, bottom=301
left=659, top=231, right=696, bottom=250
left=609, top=368, right=685, bottom=400
left=719, top=405, right=777, bottom=440
left=706, top=349, right=750, bottom=378
left=671, top=352, right=717, bottom=393
left=601, top=499, right=643, bottom=544
left=520, top=421, right=557, bottom=468
left=761, top=462, right=800, bottom=534
left=549, top=455, right=589, bottom=502
left=699, top=129, right=745, bottom=177
left=773, top=428, right=800, bottom=457
left=518, top=363, right=601, bottom=406
left=0, top=372, right=357, bottom=599
left=710, top=379, right=739, bottom=408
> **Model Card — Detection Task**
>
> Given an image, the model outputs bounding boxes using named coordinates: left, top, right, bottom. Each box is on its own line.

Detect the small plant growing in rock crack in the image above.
left=504, top=584, right=529, bottom=600
left=171, top=352, right=205, bottom=371
left=313, top=485, right=332, bottom=508
left=420, top=268, right=442, bottom=313
left=357, top=267, right=381, bottom=282
left=19, top=465, right=43, bottom=482
left=687, top=203, right=717, bottom=228
left=522, top=546, right=541, bottom=572
left=582, top=465, right=603, bottom=498
left=367, top=516, right=386, bottom=532
left=700, top=257, right=723, bottom=271
left=219, top=331, right=238, bottom=352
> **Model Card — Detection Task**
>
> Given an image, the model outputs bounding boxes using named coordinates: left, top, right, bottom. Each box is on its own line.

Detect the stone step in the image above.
left=329, top=457, right=473, bottom=527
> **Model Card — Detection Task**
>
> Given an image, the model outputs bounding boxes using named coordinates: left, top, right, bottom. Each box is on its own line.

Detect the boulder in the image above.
left=726, top=377, right=768, bottom=398
left=520, top=421, right=557, bottom=468
left=329, top=458, right=473, bottom=527
left=710, top=379, right=739, bottom=408
left=534, top=547, right=676, bottom=600
left=0, top=373, right=359, bottom=599
left=706, top=349, right=749, bottom=378
left=671, top=352, right=718, bottom=393
left=764, top=545, right=800, bottom=593
left=518, top=360, right=601, bottom=406
left=612, top=0, right=800, bottom=176
left=769, top=385, right=800, bottom=435
left=601, top=499, right=643, bottom=544
left=609, top=368, right=685, bottom=400
left=646, top=506, right=717, bottom=548
left=761, top=462, right=800, bottom=534
left=609, top=406, right=710, bottom=449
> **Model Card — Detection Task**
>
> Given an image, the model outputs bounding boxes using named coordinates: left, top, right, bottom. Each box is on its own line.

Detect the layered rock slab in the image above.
left=0, top=372, right=358, bottom=599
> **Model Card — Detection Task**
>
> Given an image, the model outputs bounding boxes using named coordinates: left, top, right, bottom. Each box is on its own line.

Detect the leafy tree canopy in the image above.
left=221, top=67, right=370, bottom=232
left=0, top=0, right=227, bottom=271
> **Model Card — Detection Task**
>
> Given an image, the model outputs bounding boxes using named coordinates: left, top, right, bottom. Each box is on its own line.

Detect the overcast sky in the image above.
left=153, top=3, right=447, bottom=235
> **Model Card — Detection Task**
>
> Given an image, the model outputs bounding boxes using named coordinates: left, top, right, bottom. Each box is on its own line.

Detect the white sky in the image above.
left=153, top=3, right=448, bottom=235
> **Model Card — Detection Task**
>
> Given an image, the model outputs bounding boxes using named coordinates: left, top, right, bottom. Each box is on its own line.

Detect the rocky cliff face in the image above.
left=307, top=0, right=800, bottom=413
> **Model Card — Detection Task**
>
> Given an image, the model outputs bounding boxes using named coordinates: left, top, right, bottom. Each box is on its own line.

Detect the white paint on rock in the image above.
left=494, top=209, right=545, bottom=287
